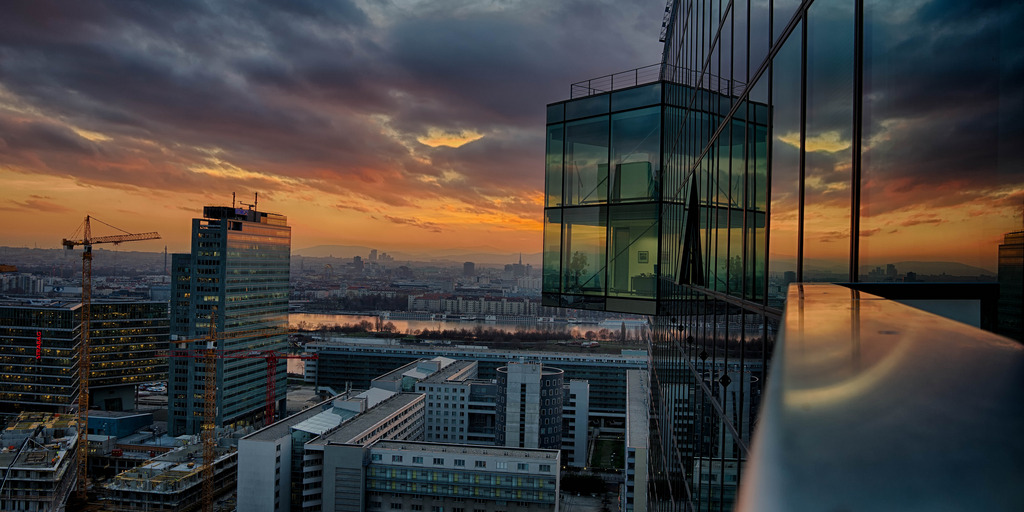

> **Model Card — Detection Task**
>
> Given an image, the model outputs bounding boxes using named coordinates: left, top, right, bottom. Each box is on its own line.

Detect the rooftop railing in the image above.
left=736, top=283, right=1024, bottom=511
left=569, top=64, right=746, bottom=99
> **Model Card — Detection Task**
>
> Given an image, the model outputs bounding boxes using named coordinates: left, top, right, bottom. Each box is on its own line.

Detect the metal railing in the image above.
left=569, top=64, right=747, bottom=99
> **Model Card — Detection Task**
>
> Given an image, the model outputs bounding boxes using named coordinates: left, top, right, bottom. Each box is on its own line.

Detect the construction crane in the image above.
left=61, top=215, right=159, bottom=501
left=166, top=322, right=304, bottom=512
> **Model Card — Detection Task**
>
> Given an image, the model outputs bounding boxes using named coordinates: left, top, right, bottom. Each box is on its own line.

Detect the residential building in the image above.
left=543, top=0, right=1021, bottom=509
left=0, top=412, right=79, bottom=511
left=0, top=299, right=167, bottom=415
left=168, top=206, right=291, bottom=435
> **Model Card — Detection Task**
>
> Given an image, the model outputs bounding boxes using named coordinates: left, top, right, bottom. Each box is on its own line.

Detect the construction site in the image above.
left=101, top=438, right=238, bottom=511
left=0, top=412, right=79, bottom=512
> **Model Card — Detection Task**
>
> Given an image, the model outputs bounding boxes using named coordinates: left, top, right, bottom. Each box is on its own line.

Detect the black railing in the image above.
left=570, top=64, right=746, bottom=99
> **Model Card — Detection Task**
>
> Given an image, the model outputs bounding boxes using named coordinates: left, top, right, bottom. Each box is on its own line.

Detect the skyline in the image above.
left=1, top=1, right=1020, bottom=272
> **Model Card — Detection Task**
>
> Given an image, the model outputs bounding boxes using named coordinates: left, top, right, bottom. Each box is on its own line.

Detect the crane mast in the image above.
left=61, top=215, right=159, bottom=502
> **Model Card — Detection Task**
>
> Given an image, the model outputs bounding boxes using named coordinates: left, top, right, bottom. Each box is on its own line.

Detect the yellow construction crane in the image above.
left=167, top=315, right=289, bottom=512
left=61, top=215, right=159, bottom=501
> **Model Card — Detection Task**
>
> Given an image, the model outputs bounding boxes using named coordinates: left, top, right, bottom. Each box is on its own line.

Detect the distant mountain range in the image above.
left=293, top=245, right=542, bottom=266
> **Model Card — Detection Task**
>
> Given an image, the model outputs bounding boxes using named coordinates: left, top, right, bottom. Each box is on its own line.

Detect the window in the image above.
left=390, top=504, right=403, bottom=510
left=517, top=463, right=528, bottom=471
left=496, top=462, right=508, bottom=470
left=454, top=459, right=465, bottom=467
left=372, top=454, right=382, bottom=461
left=393, top=455, right=403, bottom=462
left=539, top=464, right=551, bottom=472
left=475, top=461, right=486, bottom=468
left=433, top=458, right=444, bottom=465
left=413, top=456, right=423, bottom=464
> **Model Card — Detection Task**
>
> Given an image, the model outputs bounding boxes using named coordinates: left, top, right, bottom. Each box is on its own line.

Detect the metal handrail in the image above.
left=569, top=64, right=747, bottom=99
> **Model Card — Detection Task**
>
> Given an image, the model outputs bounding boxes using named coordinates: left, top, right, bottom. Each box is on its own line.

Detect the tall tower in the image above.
left=168, top=206, right=291, bottom=435
left=495, top=362, right=563, bottom=449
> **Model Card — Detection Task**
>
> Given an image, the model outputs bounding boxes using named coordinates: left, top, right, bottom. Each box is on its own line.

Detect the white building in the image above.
left=624, top=370, right=649, bottom=512
left=237, top=389, right=424, bottom=512
left=562, top=379, right=590, bottom=467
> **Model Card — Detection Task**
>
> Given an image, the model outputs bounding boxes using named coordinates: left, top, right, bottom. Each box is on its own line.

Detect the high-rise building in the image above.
left=999, top=231, right=1023, bottom=341
left=543, top=1, right=1021, bottom=509
left=0, top=299, right=168, bottom=415
left=168, top=206, right=290, bottom=435
left=495, top=362, right=564, bottom=450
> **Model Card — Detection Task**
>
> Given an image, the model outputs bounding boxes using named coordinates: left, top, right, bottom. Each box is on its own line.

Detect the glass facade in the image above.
left=0, top=300, right=168, bottom=414
left=169, top=207, right=291, bottom=435
left=545, top=0, right=1022, bottom=510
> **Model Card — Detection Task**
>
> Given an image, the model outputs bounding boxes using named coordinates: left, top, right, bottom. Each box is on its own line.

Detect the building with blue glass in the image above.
left=544, top=1, right=1022, bottom=510
left=168, top=206, right=290, bottom=435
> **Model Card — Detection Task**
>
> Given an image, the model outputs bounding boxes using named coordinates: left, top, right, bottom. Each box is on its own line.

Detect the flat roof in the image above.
left=421, top=360, right=475, bottom=384
left=243, top=392, right=352, bottom=442
left=626, top=370, right=649, bottom=448
left=311, top=393, right=424, bottom=446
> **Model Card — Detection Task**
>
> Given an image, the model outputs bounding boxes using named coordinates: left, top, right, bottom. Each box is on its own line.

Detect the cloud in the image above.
left=0, top=0, right=664, bottom=251
left=384, top=215, right=444, bottom=233
left=0, top=195, right=72, bottom=214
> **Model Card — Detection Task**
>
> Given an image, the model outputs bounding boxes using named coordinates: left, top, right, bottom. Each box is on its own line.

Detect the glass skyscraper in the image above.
left=168, top=206, right=291, bottom=436
left=544, top=0, right=1021, bottom=510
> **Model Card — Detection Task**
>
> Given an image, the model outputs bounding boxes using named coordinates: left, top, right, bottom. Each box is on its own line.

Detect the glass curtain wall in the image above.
left=650, top=0, right=1022, bottom=511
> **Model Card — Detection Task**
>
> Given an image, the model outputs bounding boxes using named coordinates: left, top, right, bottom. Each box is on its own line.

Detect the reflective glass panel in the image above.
left=860, top=1, right=1022, bottom=281
left=561, top=206, right=607, bottom=296
left=543, top=209, right=561, bottom=294
left=768, top=23, right=801, bottom=308
left=611, top=107, right=661, bottom=203
left=564, top=117, right=609, bottom=206
left=545, top=125, right=564, bottom=207
left=804, top=0, right=854, bottom=282
left=608, top=203, right=660, bottom=299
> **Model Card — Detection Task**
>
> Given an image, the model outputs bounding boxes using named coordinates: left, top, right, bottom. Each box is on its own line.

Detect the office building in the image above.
left=168, top=206, right=291, bottom=435
left=0, top=412, right=79, bottom=511
left=543, top=0, right=1021, bottom=509
left=999, top=231, right=1023, bottom=341
left=358, top=440, right=561, bottom=512
left=0, top=299, right=168, bottom=415
left=623, top=370, right=649, bottom=512
left=305, top=339, right=646, bottom=424
left=495, top=362, right=563, bottom=450
left=561, top=379, right=590, bottom=467
left=238, top=389, right=424, bottom=512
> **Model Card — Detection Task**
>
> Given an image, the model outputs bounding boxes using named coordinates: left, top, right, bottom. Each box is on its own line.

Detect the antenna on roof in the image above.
left=232, top=192, right=235, bottom=209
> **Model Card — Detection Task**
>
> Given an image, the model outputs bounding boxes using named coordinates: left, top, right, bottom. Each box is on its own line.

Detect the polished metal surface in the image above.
left=738, top=283, right=1024, bottom=511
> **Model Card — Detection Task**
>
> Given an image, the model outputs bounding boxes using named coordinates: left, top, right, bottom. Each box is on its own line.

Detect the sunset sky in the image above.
left=1, top=1, right=1020, bottom=272
left=0, top=0, right=663, bottom=255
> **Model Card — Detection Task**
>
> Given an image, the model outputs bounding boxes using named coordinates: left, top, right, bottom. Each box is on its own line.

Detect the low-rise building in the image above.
left=0, top=412, right=79, bottom=512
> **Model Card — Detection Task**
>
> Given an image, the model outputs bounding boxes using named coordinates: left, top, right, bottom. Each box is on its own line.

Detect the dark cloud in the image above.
left=0, top=0, right=663, bottom=230
left=384, top=215, right=443, bottom=233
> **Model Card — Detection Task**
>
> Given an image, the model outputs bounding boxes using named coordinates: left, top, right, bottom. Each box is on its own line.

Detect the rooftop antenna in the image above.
left=254, top=192, right=258, bottom=211
left=232, top=192, right=236, bottom=209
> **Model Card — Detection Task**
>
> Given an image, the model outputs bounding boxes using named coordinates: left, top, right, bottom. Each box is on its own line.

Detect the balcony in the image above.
left=736, top=284, right=1024, bottom=511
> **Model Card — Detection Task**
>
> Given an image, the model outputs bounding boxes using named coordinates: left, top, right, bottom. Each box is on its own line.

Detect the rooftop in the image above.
left=312, top=392, right=424, bottom=446
left=243, top=391, right=357, bottom=442
left=420, top=359, right=476, bottom=384
left=371, top=439, right=559, bottom=461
